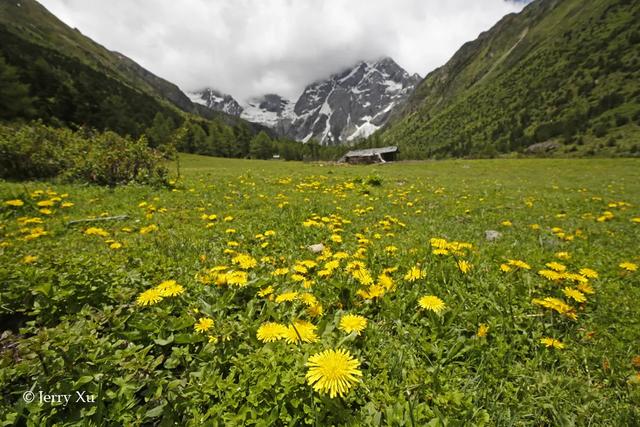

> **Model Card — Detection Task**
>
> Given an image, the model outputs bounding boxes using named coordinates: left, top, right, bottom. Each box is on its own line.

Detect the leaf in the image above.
left=153, top=334, right=174, bottom=346
left=145, top=404, right=165, bottom=419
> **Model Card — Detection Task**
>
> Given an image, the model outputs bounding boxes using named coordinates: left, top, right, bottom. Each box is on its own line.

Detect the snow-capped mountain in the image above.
left=240, top=94, right=295, bottom=135
left=188, top=57, right=420, bottom=144
left=289, top=57, right=421, bottom=144
left=187, top=88, right=243, bottom=116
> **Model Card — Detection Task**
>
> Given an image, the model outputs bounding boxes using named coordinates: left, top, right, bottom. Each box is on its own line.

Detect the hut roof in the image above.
left=342, top=146, right=398, bottom=158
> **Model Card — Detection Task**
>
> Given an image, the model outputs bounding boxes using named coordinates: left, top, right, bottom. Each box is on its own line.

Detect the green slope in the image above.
left=0, top=0, right=193, bottom=112
left=380, top=0, right=640, bottom=158
left=0, top=0, right=273, bottom=141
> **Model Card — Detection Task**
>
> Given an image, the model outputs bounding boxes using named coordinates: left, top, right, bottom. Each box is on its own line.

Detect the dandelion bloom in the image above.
left=109, top=242, right=122, bottom=250
left=540, top=337, right=565, bottom=350
left=156, top=280, right=185, bottom=297
left=232, top=253, right=257, bottom=269
left=477, top=323, right=489, bottom=338
left=139, top=224, right=158, bottom=234
left=500, top=264, right=512, bottom=273
left=194, top=318, right=214, bottom=333
left=5, top=199, right=24, bottom=207
left=404, top=266, right=426, bottom=282
left=339, top=314, right=368, bottom=335
left=563, top=287, right=586, bottom=303
left=579, top=268, right=598, bottom=279
left=306, top=349, right=362, bottom=398
left=457, top=260, right=472, bottom=274
left=256, top=322, right=288, bottom=343
left=532, top=297, right=577, bottom=320
left=507, top=259, right=531, bottom=270
left=545, top=262, right=567, bottom=272
left=226, top=271, right=249, bottom=286
left=257, top=286, right=274, bottom=297
left=284, top=320, right=319, bottom=344
left=307, top=304, right=324, bottom=317
left=418, top=295, right=446, bottom=314
left=275, top=291, right=299, bottom=303
left=619, top=262, right=637, bottom=272
left=84, top=227, right=109, bottom=237
left=136, top=288, right=163, bottom=306
left=22, top=255, right=38, bottom=264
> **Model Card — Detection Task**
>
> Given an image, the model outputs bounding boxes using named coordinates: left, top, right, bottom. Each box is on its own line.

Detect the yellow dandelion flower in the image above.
left=432, top=248, right=449, bottom=256
left=507, top=259, right=531, bottom=270
left=5, top=199, right=25, bottom=207
left=232, top=253, right=257, bottom=269
left=331, top=234, right=342, bottom=243
left=307, top=304, right=324, bottom=317
left=501, top=220, right=512, bottom=227
left=577, top=282, right=595, bottom=295
left=579, top=268, right=598, bottom=279
left=563, top=287, right=586, bottom=303
left=139, top=224, right=158, bottom=234
left=555, top=252, right=571, bottom=260
left=275, top=291, right=299, bottom=303
left=418, top=295, right=446, bottom=314
left=257, top=286, right=274, bottom=297
left=619, top=262, right=637, bottom=272
left=109, top=242, right=122, bottom=250
left=477, top=323, right=489, bottom=338
left=339, top=314, right=368, bottom=335
left=545, top=262, right=567, bottom=272
left=352, top=268, right=373, bottom=286
left=272, top=267, right=289, bottom=276
left=293, top=264, right=308, bottom=274
left=22, top=255, right=38, bottom=264
left=538, top=269, right=563, bottom=281
left=305, top=349, right=362, bottom=398
left=377, top=274, right=394, bottom=291
left=532, top=297, right=577, bottom=320
left=299, top=293, right=318, bottom=307
left=256, top=322, right=288, bottom=343
left=156, top=280, right=185, bottom=297
left=84, top=227, right=109, bottom=237
left=194, top=317, right=214, bottom=333
left=226, top=271, right=249, bottom=286
left=500, top=263, right=512, bottom=272
left=136, top=288, right=163, bottom=306
left=540, top=337, right=565, bottom=350
left=36, top=200, right=54, bottom=207
left=457, top=260, right=472, bottom=274
left=404, top=266, right=426, bottom=282
left=285, top=320, right=318, bottom=344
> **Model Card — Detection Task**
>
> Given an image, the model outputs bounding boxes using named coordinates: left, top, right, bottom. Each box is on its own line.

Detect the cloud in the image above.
left=38, top=0, right=528, bottom=102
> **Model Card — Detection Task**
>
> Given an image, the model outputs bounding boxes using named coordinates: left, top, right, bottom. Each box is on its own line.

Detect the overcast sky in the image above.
left=38, top=0, right=529, bottom=102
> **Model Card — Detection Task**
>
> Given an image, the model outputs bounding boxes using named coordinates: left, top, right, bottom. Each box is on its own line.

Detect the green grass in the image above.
left=1, top=155, right=639, bottom=425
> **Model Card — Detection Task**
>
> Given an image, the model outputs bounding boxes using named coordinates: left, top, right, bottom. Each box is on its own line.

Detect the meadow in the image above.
left=1, top=155, right=639, bottom=426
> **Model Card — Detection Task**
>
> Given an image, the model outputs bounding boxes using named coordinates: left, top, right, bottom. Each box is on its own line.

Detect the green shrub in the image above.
left=0, top=122, right=169, bottom=186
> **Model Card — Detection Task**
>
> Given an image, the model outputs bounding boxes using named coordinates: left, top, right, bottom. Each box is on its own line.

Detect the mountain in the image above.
left=190, top=58, right=420, bottom=145
left=241, top=94, right=296, bottom=136
left=379, top=0, right=640, bottom=158
left=289, top=58, right=421, bottom=145
left=187, top=88, right=244, bottom=116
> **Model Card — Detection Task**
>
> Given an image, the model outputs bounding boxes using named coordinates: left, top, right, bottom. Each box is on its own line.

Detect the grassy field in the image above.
left=1, top=154, right=639, bottom=426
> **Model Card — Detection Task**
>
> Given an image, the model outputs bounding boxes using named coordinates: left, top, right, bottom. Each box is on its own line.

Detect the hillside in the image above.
left=0, top=0, right=269, bottom=141
left=379, top=0, right=640, bottom=158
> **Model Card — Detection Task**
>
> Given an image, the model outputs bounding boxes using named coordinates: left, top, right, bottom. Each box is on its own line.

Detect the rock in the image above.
left=485, top=230, right=502, bottom=241
left=307, top=243, right=325, bottom=253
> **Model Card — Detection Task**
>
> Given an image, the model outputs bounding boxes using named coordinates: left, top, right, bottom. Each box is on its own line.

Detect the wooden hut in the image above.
left=338, top=146, right=398, bottom=164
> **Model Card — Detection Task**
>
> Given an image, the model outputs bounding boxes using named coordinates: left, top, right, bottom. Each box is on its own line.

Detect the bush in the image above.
left=0, top=122, right=169, bottom=186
